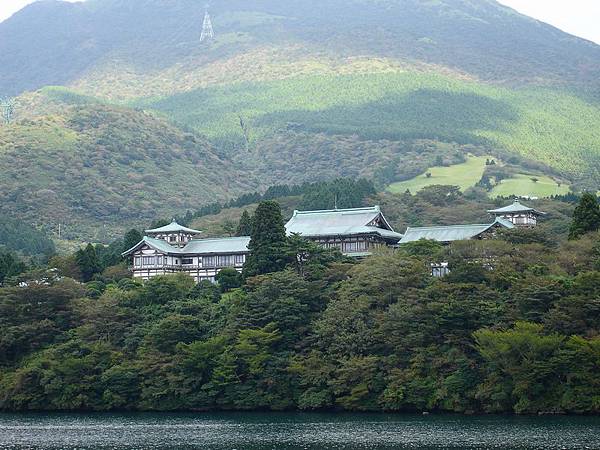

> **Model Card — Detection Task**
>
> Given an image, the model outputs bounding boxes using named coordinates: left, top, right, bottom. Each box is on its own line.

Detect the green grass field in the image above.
left=489, top=174, right=570, bottom=198
left=387, top=157, right=571, bottom=198
left=387, top=156, right=490, bottom=193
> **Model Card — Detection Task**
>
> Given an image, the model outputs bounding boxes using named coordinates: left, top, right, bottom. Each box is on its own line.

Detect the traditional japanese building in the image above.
left=398, top=202, right=532, bottom=277
left=285, top=206, right=403, bottom=257
left=487, top=200, right=546, bottom=227
left=124, top=206, right=401, bottom=282
left=122, top=221, right=250, bottom=283
left=399, top=218, right=515, bottom=244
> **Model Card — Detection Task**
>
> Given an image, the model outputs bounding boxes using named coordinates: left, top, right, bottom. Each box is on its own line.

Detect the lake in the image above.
left=0, top=412, right=599, bottom=449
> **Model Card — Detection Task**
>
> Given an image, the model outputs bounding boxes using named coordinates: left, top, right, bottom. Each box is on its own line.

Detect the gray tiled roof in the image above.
left=122, top=236, right=183, bottom=256
left=145, top=220, right=203, bottom=234
left=285, top=206, right=403, bottom=242
left=122, top=236, right=250, bottom=257
left=488, top=201, right=546, bottom=215
left=182, top=236, right=250, bottom=254
left=400, top=218, right=514, bottom=244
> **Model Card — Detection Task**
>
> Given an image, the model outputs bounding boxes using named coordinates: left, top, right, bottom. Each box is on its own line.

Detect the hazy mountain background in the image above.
left=1, top=0, right=599, bottom=242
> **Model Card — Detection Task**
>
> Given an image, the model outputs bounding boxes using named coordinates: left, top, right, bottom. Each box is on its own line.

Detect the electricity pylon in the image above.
left=200, top=8, right=214, bottom=42
left=0, top=97, right=15, bottom=125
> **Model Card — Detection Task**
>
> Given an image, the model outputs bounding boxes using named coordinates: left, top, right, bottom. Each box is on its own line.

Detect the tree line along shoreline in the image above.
left=0, top=191, right=598, bottom=414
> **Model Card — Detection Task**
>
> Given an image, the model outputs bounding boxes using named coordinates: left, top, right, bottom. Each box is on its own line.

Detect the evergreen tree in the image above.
left=215, top=268, right=243, bottom=292
left=123, top=229, right=142, bottom=252
left=0, top=250, right=26, bottom=285
left=75, top=244, right=101, bottom=282
left=569, top=192, right=600, bottom=239
left=243, top=201, right=289, bottom=277
left=236, top=210, right=253, bottom=236
left=96, top=240, right=124, bottom=269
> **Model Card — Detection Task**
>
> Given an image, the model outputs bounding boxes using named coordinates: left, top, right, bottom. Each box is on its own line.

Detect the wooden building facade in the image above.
left=285, top=206, right=403, bottom=257
left=122, top=221, right=250, bottom=283
left=487, top=201, right=546, bottom=227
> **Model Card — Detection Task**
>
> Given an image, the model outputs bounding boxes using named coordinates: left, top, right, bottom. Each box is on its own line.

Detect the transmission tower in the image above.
left=200, top=8, right=214, bottom=42
left=0, top=97, right=15, bottom=125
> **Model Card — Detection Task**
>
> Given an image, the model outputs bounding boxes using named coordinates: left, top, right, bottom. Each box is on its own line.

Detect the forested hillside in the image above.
left=0, top=217, right=55, bottom=258
left=1, top=0, right=600, bottom=240
left=142, top=72, right=600, bottom=184
left=0, top=105, right=251, bottom=241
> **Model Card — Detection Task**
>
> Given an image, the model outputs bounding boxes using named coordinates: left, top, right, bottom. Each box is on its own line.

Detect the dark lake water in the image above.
left=0, top=412, right=599, bottom=449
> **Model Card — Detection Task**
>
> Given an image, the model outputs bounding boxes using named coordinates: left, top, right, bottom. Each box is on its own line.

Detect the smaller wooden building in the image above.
left=399, top=218, right=515, bottom=244
left=122, top=221, right=250, bottom=283
left=487, top=201, right=546, bottom=227
left=399, top=218, right=515, bottom=277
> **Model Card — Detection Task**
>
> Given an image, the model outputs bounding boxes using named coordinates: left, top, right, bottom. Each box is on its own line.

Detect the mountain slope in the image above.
left=1, top=0, right=599, bottom=241
left=0, top=105, right=251, bottom=241
left=2, top=0, right=600, bottom=97
left=139, top=71, right=600, bottom=183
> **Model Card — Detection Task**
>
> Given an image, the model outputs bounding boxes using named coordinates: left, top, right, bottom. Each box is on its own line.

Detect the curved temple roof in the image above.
left=145, top=220, right=203, bottom=235
left=122, top=236, right=250, bottom=257
left=488, top=200, right=546, bottom=215
left=285, top=206, right=403, bottom=242
left=400, top=218, right=514, bottom=244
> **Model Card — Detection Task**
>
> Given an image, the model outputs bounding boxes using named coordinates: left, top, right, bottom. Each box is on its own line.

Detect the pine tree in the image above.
left=75, top=244, right=101, bottom=282
left=569, top=192, right=600, bottom=240
left=236, top=210, right=253, bottom=236
left=243, top=201, right=289, bottom=277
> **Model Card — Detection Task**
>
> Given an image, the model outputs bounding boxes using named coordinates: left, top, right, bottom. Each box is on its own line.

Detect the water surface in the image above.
left=0, top=412, right=599, bottom=449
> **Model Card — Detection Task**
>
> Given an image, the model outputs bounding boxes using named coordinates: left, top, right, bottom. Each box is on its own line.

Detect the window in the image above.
left=134, top=257, right=141, bottom=267
left=235, top=254, right=245, bottom=265
left=343, top=241, right=359, bottom=252
left=203, top=256, right=217, bottom=267
left=169, top=236, right=177, bottom=243
left=182, top=258, right=194, bottom=265
left=142, top=256, right=155, bottom=266
left=217, top=255, right=235, bottom=267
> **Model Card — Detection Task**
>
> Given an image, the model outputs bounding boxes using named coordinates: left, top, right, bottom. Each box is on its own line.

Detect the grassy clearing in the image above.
left=387, top=155, right=490, bottom=193
left=489, top=174, right=570, bottom=198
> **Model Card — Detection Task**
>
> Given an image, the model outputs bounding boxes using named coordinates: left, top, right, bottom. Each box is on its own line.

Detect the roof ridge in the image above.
left=406, top=223, right=494, bottom=231
left=293, top=206, right=379, bottom=215
left=189, top=236, right=250, bottom=242
left=145, top=220, right=203, bottom=233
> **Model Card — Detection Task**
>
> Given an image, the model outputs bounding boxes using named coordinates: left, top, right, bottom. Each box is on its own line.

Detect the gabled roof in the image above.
left=285, top=206, right=402, bottom=242
left=122, top=236, right=251, bottom=257
left=488, top=201, right=546, bottom=215
left=145, top=220, right=203, bottom=235
left=182, top=236, right=250, bottom=255
left=122, top=236, right=182, bottom=257
left=399, top=218, right=514, bottom=244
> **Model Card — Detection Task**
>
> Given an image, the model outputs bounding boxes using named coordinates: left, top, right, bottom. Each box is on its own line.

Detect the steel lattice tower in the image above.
left=200, top=9, right=214, bottom=42
left=0, top=98, right=15, bottom=125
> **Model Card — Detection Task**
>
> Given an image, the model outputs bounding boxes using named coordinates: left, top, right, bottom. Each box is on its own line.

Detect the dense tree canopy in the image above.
left=569, top=192, right=600, bottom=239
left=0, top=250, right=26, bottom=286
left=0, top=211, right=598, bottom=414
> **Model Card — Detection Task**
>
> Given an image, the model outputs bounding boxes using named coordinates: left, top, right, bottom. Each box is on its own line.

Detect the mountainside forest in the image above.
left=0, top=0, right=599, bottom=244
